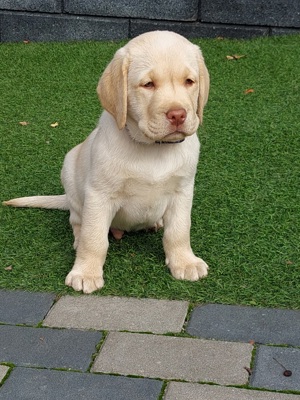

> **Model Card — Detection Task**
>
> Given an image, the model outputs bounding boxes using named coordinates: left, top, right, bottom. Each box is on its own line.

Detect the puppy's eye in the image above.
left=185, top=79, right=195, bottom=86
left=143, top=81, right=155, bottom=89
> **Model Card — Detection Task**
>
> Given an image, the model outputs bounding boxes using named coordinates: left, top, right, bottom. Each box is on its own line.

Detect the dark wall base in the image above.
left=0, top=0, right=299, bottom=42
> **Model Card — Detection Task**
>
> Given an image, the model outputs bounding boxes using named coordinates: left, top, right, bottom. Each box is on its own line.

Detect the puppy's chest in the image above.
left=118, top=171, right=184, bottom=199
left=110, top=161, right=192, bottom=231
left=111, top=173, right=184, bottom=231
left=116, top=148, right=194, bottom=196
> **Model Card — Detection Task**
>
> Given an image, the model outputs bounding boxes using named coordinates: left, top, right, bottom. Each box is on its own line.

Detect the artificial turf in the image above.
left=1, top=35, right=299, bottom=308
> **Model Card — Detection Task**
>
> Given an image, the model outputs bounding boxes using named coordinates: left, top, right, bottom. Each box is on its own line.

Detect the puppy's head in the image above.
left=97, top=31, right=209, bottom=144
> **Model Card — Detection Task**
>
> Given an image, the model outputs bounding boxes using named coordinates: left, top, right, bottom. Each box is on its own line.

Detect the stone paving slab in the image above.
left=250, top=345, right=300, bottom=392
left=0, top=365, right=9, bottom=383
left=0, top=290, right=55, bottom=325
left=187, top=304, right=300, bottom=346
left=0, top=325, right=102, bottom=371
left=164, top=382, right=300, bottom=400
left=0, top=290, right=299, bottom=397
left=92, top=331, right=252, bottom=385
left=0, top=367, right=163, bottom=400
left=43, top=295, right=188, bottom=333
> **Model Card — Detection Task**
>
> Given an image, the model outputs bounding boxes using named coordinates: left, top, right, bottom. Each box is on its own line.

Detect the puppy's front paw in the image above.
left=169, top=257, right=209, bottom=281
left=65, top=271, right=104, bottom=294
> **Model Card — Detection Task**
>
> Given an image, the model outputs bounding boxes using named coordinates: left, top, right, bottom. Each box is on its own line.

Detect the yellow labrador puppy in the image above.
left=4, top=31, right=210, bottom=293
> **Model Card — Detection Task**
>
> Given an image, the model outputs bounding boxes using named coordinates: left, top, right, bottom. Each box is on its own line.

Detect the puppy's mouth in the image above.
left=165, top=131, right=186, bottom=140
left=126, top=117, right=196, bottom=145
left=155, top=132, right=186, bottom=144
left=139, top=129, right=190, bottom=145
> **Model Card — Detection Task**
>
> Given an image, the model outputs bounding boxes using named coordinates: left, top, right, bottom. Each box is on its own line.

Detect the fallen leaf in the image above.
left=286, top=260, right=293, bottom=265
left=234, top=54, right=245, bottom=59
left=19, top=121, right=29, bottom=126
left=249, top=340, right=255, bottom=345
left=244, top=88, right=254, bottom=94
left=50, top=122, right=59, bottom=128
left=4, top=266, right=13, bottom=271
left=273, top=357, right=293, bottom=376
left=226, top=54, right=246, bottom=60
left=23, top=40, right=30, bottom=44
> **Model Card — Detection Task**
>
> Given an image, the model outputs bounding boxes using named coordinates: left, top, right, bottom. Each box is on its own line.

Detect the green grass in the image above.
left=1, top=35, right=299, bottom=308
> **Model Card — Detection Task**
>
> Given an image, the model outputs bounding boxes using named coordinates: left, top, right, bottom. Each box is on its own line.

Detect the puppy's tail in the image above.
left=3, top=195, right=69, bottom=210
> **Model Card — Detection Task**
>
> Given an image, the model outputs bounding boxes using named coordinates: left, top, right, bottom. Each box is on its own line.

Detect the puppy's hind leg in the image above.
left=153, top=218, right=164, bottom=231
left=146, top=218, right=164, bottom=233
left=110, top=228, right=124, bottom=240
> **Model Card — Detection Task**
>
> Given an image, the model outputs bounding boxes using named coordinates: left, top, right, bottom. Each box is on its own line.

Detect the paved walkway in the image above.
left=0, top=290, right=299, bottom=399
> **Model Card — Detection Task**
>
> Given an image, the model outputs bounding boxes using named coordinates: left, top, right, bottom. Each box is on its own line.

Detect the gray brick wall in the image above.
left=0, top=0, right=299, bottom=42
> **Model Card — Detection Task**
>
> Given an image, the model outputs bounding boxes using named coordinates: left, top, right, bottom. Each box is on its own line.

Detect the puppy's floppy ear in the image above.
left=97, top=48, right=129, bottom=130
left=196, top=49, right=210, bottom=124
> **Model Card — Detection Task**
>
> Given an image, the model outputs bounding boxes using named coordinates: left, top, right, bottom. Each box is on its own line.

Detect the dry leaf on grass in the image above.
left=244, top=88, right=254, bottom=94
left=226, top=54, right=246, bottom=60
left=50, top=122, right=59, bottom=128
left=19, top=121, right=29, bottom=126
left=4, top=266, right=13, bottom=271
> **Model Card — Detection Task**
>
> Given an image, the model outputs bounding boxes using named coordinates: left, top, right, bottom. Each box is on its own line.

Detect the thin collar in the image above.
left=155, top=139, right=185, bottom=144
left=124, top=125, right=185, bottom=145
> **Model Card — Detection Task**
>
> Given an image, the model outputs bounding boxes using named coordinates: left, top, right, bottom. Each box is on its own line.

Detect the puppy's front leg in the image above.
left=65, top=193, right=115, bottom=294
left=163, top=187, right=209, bottom=281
